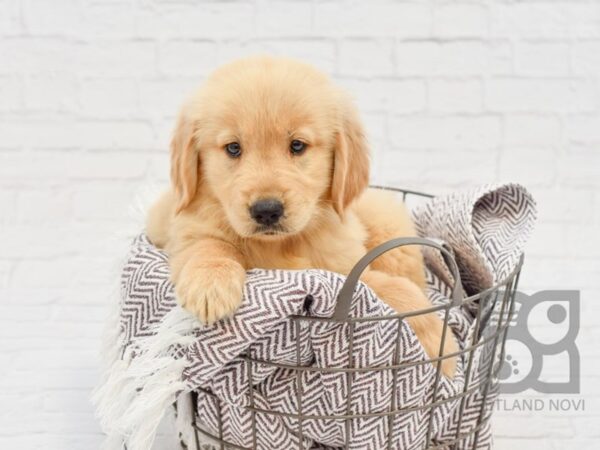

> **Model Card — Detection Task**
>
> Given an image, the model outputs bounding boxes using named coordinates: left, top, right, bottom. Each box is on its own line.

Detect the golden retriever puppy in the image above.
left=147, top=56, right=457, bottom=377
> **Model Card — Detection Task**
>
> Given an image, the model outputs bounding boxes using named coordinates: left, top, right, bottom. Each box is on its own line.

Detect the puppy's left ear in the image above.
left=331, top=97, right=370, bottom=217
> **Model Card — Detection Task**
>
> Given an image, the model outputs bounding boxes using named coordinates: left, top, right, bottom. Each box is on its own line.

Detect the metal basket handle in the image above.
left=332, top=237, right=464, bottom=321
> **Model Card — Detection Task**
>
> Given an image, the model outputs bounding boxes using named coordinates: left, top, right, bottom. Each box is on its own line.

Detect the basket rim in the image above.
left=285, top=254, right=523, bottom=324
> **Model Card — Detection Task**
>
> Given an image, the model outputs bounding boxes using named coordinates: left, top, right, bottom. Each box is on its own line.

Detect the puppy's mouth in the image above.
left=254, top=224, right=287, bottom=236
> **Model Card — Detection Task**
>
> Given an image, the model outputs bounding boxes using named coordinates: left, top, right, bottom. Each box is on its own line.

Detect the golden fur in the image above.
left=147, top=56, right=457, bottom=377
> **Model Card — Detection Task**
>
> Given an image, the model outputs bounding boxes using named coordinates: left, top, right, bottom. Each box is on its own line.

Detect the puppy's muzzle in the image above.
left=250, top=199, right=284, bottom=227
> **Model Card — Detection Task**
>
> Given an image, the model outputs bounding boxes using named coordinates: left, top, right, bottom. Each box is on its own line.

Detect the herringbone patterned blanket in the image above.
left=93, top=183, right=536, bottom=450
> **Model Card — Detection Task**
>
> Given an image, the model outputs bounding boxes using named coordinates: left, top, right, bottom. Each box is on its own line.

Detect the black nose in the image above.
left=250, top=199, right=284, bottom=226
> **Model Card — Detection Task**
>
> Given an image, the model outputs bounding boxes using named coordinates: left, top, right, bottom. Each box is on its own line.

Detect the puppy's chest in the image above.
left=243, top=236, right=365, bottom=275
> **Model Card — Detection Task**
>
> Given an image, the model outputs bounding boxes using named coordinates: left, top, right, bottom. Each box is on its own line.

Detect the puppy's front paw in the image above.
left=175, top=259, right=246, bottom=324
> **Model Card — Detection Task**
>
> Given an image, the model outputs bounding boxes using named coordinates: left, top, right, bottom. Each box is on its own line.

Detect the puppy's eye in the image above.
left=290, top=140, right=306, bottom=155
left=225, top=142, right=241, bottom=158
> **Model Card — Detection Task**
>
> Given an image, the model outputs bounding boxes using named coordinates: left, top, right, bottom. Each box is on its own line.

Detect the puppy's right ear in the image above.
left=330, top=96, right=370, bottom=217
left=170, top=110, right=200, bottom=213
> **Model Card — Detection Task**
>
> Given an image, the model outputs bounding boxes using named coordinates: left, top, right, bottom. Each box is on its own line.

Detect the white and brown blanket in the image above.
left=93, top=183, right=536, bottom=450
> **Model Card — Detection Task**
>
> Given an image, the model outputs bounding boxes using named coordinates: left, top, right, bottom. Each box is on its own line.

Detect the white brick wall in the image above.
left=0, top=0, right=598, bottom=448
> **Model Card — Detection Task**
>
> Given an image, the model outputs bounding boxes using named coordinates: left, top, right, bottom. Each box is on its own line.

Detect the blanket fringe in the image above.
left=175, top=392, right=199, bottom=450
left=92, top=307, right=199, bottom=450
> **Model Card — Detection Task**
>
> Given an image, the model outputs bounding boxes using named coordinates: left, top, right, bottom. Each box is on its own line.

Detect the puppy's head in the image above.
left=171, top=56, right=369, bottom=239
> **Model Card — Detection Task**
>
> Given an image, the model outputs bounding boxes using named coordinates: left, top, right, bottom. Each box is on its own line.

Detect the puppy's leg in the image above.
left=146, top=190, right=175, bottom=249
left=354, top=189, right=427, bottom=290
left=362, top=269, right=457, bottom=378
left=170, top=238, right=246, bottom=324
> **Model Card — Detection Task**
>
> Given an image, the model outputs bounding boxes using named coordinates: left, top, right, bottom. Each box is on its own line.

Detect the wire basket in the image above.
left=186, top=187, right=523, bottom=450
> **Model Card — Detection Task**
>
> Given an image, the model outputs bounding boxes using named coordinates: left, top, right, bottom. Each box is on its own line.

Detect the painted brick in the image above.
left=80, top=79, right=139, bottom=118
left=388, top=115, right=502, bottom=151
left=565, top=114, right=600, bottom=148
left=314, top=2, right=431, bottom=38
left=135, top=2, right=255, bottom=40
left=339, top=39, right=394, bottom=76
left=396, top=41, right=512, bottom=76
left=433, top=3, right=489, bottom=38
left=428, top=79, right=483, bottom=113
left=504, top=115, right=563, bottom=148
left=218, top=39, right=337, bottom=73
left=0, top=75, right=22, bottom=111
left=158, top=40, right=218, bottom=76
left=485, top=79, right=597, bottom=113
left=515, top=43, right=570, bottom=76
